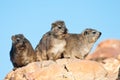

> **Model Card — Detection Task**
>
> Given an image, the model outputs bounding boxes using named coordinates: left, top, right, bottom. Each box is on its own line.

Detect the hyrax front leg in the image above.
left=47, top=51, right=62, bottom=61
left=47, top=52, right=54, bottom=60
left=54, top=51, right=63, bottom=60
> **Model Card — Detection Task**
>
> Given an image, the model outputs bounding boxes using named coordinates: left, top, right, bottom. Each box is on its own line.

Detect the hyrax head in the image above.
left=82, top=28, right=102, bottom=43
left=51, top=20, right=68, bottom=36
left=11, top=34, right=26, bottom=48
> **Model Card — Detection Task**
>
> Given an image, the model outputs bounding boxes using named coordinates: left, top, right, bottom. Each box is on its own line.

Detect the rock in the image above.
left=64, top=60, right=107, bottom=80
left=86, top=47, right=119, bottom=61
left=101, top=58, right=120, bottom=74
left=96, top=39, right=120, bottom=51
left=101, top=58, right=120, bottom=80
left=86, top=39, right=120, bottom=61
left=5, top=59, right=108, bottom=80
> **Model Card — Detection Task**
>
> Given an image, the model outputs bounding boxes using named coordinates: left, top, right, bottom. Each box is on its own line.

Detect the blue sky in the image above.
left=0, top=0, right=120, bottom=79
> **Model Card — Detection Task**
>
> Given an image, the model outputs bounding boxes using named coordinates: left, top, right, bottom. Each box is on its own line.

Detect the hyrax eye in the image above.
left=16, top=38, right=20, bottom=42
left=58, top=27, right=62, bottom=29
left=92, top=31, right=96, bottom=34
left=84, top=31, right=88, bottom=35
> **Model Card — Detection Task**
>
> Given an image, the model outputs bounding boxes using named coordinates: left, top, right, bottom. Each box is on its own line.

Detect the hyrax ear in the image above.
left=11, top=35, right=15, bottom=41
left=52, top=23, right=57, bottom=27
left=83, top=30, right=88, bottom=35
left=51, top=23, right=57, bottom=30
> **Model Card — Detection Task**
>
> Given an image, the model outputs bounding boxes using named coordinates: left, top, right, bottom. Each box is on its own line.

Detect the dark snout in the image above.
left=99, top=32, right=102, bottom=37
left=64, top=28, right=68, bottom=34
left=99, top=32, right=102, bottom=35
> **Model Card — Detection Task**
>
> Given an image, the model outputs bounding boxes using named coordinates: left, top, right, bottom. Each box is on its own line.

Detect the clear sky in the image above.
left=0, top=0, right=120, bottom=79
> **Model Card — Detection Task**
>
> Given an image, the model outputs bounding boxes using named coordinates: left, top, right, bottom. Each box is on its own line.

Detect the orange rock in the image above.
left=101, top=58, right=120, bottom=73
left=5, top=59, right=108, bottom=80
left=66, top=60, right=107, bottom=80
left=86, top=47, right=119, bottom=60
left=96, top=39, right=120, bottom=50
left=86, top=39, right=120, bottom=61
left=101, top=58, right=120, bottom=80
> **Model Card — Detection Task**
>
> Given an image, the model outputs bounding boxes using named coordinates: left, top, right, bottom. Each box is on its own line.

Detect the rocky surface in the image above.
left=101, top=58, right=120, bottom=80
left=5, top=59, right=108, bottom=80
left=86, top=39, right=120, bottom=61
left=5, top=39, right=120, bottom=80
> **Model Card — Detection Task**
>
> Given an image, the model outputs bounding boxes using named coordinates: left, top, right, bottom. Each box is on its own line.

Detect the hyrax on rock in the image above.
left=10, top=34, right=36, bottom=70
left=64, top=28, right=101, bottom=59
left=35, top=20, right=68, bottom=61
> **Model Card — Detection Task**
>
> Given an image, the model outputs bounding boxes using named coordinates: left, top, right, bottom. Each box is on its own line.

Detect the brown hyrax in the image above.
left=35, top=20, right=68, bottom=61
left=10, top=34, right=36, bottom=70
left=64, top=28, right=101, bottom=59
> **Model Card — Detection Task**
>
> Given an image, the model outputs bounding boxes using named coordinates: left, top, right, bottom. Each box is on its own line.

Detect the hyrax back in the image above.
left=64, top=28, right=101, bottom=59
left=35, top=20, right=68, bottom=61
left=10, top=34, right=36, bottom=69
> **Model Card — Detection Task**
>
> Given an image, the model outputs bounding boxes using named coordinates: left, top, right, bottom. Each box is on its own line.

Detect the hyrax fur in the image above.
left=35, top=20, right=68, bottom=61
left=64, top=28, right=101, bottom=59
left=10, top=34, right=36, bottom=70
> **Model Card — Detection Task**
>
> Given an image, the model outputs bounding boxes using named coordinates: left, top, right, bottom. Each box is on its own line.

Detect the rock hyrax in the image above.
left=64, top=28, right=101, bottom=59
left=35, top=20, right=68, bottom=61
left=10, top=34, right=36, bottom=70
